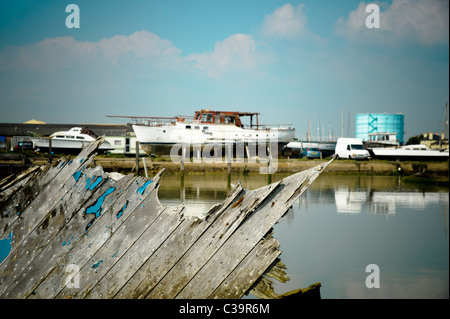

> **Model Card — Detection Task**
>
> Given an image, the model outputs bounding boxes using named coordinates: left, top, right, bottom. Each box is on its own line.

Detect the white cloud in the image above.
left=187, top=33, right=258, bottom=79
left=335, top=0, right=449, bottom=45
left=0, top=30, right=182, bottom=72
left=0, top=30, right=262, bottom=80
left=262, top=3, right=308, bottom=39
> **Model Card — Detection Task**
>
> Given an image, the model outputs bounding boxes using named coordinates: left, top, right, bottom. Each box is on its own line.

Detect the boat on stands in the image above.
left=32, top=127, right=114, bottom=154
left=108, top=110, right=295, bottom=156
left=363, top=132, right=400, bottom=148
left=368, top=144, right=449, bottom=161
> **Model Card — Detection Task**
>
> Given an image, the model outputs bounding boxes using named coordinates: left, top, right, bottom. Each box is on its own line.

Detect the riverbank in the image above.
left=96, top=157, right=449, bottom=176
left=2, top=154, right=448, bottom=177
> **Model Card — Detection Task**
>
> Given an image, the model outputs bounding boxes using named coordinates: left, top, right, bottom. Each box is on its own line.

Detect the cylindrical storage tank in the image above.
left=355, top=113, right=405, bottom=144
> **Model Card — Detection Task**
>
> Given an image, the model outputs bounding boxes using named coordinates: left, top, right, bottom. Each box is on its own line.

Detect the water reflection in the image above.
left=156, top=173, right=449, bottom=298
left=335, top=188, right=449, bottom=214
left=158, top=173, right=448, bottom=217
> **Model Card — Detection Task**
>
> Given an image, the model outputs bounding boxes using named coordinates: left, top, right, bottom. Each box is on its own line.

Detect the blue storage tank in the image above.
left=355, top=113, right=404, bottom=144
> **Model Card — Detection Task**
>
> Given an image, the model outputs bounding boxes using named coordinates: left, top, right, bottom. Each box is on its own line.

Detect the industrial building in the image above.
left=355, top=113, right=405, bottom=145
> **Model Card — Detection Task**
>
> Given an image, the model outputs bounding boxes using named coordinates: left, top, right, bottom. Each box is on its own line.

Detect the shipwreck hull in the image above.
left=0, top=136, right=331, bottom=299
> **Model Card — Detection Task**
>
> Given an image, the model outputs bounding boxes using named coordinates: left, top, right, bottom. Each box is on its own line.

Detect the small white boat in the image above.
left=369, top=144, right=449, bottom=161
left=32, top=127, right=114, bottom=154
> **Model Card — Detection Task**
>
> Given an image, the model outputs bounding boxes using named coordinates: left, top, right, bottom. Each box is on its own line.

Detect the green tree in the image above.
left=406, top=134, right=423, bottom=145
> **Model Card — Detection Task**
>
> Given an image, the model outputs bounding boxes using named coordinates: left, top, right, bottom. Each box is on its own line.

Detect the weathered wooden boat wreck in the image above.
left=0, top=137, right=331, bottom=299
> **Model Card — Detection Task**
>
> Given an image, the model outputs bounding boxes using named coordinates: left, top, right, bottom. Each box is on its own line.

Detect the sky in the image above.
left=0, top=0, right=448, bottom=140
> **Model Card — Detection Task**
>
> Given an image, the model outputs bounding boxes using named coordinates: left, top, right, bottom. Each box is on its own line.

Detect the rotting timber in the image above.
left=0, top=136, right=332, bottom=299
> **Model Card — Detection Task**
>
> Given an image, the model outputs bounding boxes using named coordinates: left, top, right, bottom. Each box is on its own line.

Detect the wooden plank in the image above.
left=172, top=182, right=287, bottom=299
left=27, top=169, right=164, bottom=299
left=56, top=187, right=167, bottom=299
left=146, top=181, right=282, bottom=299
left=113, top=206, right=218, bottom=299
left=0, top=138, right=104, bottom=240
left=208, top=236, right=281, bottom=299
left=0, top=166, right=46, bottom=236
left=85, top=202, right=184, bottom=299
left=0, top=153, right=96, bottom=253
left=0, top=165, right=108, bottom=298
left=116, top=183, right=244, bottom=299
left=0, top=165, right=40, bottom=193
left=0, top=156, right=98, bottom=274
left=26, top=172, right=154, bottom=299
left=174, top=163, right=330, bottom=299
left=0, top=157, right=73, bottom=237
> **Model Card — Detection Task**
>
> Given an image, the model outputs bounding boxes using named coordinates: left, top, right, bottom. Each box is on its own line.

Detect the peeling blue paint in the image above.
left=137, top=181, right=153, bottom=195
left=73, top=171, right=82, bottom=182
left=85, top=187, right=115, bottom=218
left=0, top=231, right=13, bottom=264
left=85, top=176, right=103, bottom=190
left=84, top=187, right=115, bottom=231
left=111, top=250, right=119, bottom=258
left=92, top=260, right=103, bottom=269
left=91, top=176, right=102, bottom=189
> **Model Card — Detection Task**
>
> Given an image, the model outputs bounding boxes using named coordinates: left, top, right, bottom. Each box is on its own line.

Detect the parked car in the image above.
left=306, top=147, right=321, bottom=159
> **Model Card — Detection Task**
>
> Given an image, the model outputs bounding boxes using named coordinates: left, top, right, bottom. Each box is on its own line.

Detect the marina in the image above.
left=1, top=0, right=448, bottom=304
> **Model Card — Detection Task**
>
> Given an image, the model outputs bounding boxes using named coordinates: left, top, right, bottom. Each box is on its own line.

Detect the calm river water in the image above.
left=157, top=173, right=449, bottom=299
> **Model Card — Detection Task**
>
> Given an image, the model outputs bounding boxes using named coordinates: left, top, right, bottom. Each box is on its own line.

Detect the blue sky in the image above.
left=0, top=0, right=448, bottom=140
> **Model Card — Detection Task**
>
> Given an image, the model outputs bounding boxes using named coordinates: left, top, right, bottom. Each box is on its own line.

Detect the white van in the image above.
left=335, top=138, right=370, bottom=160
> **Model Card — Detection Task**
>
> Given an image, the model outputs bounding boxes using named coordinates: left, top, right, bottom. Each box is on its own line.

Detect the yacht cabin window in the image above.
left=225, top=116, right=235, bottom=124
left=201, top=113, right=213, bottom=122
